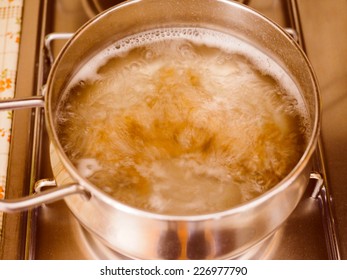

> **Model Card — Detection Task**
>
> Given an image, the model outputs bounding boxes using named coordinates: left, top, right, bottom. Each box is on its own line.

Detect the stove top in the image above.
left=1, top=0, right=345, bottom=260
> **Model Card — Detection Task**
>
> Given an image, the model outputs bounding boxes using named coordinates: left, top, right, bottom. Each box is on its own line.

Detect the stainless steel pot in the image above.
left=0, top=0, right=320, bottom=259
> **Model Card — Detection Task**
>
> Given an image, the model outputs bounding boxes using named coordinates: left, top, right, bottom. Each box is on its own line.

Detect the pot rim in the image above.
left=45, top=0, right=321, bottom=222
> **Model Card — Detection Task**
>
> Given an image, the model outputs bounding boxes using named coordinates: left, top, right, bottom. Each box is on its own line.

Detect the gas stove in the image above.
left=1, top=0, right=346, bottom=259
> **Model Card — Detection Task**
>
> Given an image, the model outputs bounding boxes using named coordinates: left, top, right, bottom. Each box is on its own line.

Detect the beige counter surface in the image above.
left=0, top=0, right=23, bottom=240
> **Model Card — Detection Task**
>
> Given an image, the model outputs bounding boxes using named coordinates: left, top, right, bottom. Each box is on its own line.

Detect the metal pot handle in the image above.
left=0, top=95, right=45, bottom=110
left=0, top=180, right=90, bottom=213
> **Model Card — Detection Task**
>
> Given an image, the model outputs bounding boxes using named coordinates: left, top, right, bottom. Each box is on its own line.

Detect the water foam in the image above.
left=66, top=28, right=305, bottom=115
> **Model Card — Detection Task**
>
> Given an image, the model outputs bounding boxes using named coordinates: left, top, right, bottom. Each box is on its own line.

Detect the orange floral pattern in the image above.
left=0, top=69, right=13, bottom=92
left=0, top=128, right=11, bottom=143
left=5, top=31, right=20, bottom=43
left=0, top=185, right=4, bottom=199
left=1, top=0, right=24, bottom=236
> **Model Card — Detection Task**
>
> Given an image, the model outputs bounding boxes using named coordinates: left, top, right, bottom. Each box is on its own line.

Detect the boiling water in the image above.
left=56, top=28, right=308, bottom=215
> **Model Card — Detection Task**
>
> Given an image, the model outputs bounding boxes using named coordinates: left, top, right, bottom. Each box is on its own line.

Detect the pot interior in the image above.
left=46, top=0, right=320, bottom=216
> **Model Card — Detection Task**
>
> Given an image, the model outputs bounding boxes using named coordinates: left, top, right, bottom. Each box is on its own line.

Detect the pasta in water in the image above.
left=56, top=28, right=308, bottom=215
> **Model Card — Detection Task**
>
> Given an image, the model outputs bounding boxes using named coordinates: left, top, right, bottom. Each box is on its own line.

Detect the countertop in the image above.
left=0, top=0, right=23, bottom=240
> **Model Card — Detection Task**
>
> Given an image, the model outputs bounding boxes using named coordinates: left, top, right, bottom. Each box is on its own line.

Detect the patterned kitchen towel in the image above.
left=0, top=0, right=23, bottom=241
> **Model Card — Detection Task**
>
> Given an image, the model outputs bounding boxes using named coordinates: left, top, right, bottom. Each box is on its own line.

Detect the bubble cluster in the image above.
left=66, top=28, right=307, bottom=111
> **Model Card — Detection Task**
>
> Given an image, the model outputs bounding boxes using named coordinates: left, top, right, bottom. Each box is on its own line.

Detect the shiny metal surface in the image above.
left=33, top=179, right=329, bottom=260
left=1, top=0, right=344, bottom=260
left=0, top=182, right=86, bottom=213
left=45, top=33, right=74, bottom=65
left=0, top=96, right=45, bottom=110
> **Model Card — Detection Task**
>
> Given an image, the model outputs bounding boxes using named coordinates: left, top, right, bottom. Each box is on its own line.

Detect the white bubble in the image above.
left=76, top=158, right=102, bottom=178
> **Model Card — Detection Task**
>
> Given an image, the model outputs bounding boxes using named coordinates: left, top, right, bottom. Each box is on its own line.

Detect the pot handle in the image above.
left=0, top=95, right=45, bottom=111
left=0, top=180, right=90, bottom=213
